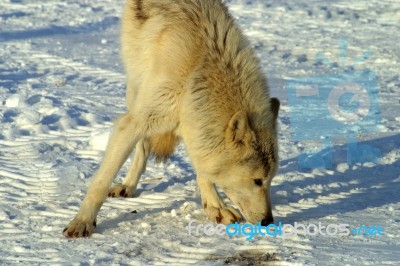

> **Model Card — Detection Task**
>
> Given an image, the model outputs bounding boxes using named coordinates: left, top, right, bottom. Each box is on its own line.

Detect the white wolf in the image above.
left=63, top=0, right=280, bottom=238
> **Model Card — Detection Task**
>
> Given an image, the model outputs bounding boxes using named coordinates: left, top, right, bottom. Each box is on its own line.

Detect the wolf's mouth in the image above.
left=236, top=202, right=248, bottom=221
left=235, top=201, right=266, bottom=224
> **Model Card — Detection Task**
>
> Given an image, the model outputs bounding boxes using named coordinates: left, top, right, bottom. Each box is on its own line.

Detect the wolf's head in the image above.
left=213, top=98, right=280, bottom=225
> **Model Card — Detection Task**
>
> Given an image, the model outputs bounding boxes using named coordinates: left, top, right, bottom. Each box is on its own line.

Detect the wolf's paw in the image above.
left=204, top=204, right=242, bottom=225
left=108, top=184, right=133, bottom=198
left=63, top=218, right=96, bottom=238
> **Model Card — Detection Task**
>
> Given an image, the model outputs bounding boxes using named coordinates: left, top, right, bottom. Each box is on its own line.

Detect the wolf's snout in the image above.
left=261, top=215, right=274, bottom=226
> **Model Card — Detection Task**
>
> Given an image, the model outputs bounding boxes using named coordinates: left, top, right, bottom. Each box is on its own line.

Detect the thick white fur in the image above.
left=63, top=0, right=279, bottom=238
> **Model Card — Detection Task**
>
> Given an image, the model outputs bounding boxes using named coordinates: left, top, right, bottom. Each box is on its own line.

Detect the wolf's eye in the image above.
left=254, top=179, right=263, bottom=186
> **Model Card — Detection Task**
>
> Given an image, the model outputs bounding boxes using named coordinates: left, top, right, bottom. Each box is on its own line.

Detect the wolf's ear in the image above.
left=225, top=111, right=255, bottom=148
left=270, top=98, right=280, bottom=120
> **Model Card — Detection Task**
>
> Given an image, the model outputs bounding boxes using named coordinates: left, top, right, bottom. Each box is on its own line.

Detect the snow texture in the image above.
left=0, top=0, right=399, bottom=265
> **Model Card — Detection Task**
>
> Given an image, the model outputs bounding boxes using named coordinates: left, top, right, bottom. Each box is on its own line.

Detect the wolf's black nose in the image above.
left=261, top=216, right=274, bottom=226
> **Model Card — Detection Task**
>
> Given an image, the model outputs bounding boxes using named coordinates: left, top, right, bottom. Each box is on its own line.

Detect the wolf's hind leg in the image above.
left=197, top=176, right=242, bottom=225
left=63, top=113, right=141, bottom=238
left=108, top=139, right=150, bottom=198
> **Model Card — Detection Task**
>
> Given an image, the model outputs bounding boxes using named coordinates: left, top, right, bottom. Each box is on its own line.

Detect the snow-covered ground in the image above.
left=1, top=0, right=399, bottom=265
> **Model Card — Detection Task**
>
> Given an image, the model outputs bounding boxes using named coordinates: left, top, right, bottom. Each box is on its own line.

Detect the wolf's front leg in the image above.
left=197, top=176, right=242, bottom=225
left=63, top=113, right=140, bottom=238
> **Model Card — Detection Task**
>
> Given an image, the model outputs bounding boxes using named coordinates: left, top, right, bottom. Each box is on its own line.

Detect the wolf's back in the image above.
left=122, top=0, right=270, bottom=119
